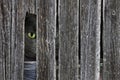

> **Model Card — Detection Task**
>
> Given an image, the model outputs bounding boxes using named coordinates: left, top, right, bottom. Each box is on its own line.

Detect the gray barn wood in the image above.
left=1, top=0, right=120, bottom=80
left=103, top=0, right=120, bottom=80
left=58, top=0, right=79, bottom=80
left=36, top=0, right=56, bottom=80
left=25, top=0, right=36, bottom=14
left=10, top=0, right=25, bottom=80
left=0, top=0, right=25, bottom=80
left=0, top=0, right=11, bottom=80
left=80, top=0, right=101, bottom=80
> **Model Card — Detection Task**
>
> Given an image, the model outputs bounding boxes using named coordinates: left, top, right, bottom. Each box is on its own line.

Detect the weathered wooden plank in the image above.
left=24, top=0, right=36, bottom=13
left=0, top=0, right=11, bottom=80
left=103, top=0, right=120, bottom=80
left=36, top=0, right=56, bottom=80
left=58, top=0, right=79, bottom=80
left=0, top=1, right=4, bottom=79
left=10, top=0, right=24, bottom=80
left=80, top=0, right=101, bottom=80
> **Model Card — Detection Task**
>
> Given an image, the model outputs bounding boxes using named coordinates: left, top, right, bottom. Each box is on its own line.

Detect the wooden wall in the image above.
left=0, top=0, right=120, bottom=80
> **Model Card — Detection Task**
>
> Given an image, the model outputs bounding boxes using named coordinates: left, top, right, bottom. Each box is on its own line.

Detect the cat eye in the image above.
left=28, top=33, right=36, bottom=39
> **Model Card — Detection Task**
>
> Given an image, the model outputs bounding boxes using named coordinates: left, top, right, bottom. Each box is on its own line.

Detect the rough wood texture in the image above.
left=10, top=0, right=24, bottom=80
left=80, top=0, right=101, bottom=80
left=0, top=0, right=11, bottom=80
left=103, top=0, right=120, bottom=80
left=36, top=0, right=56, bottom=80
left=24, top=0, right=36, bottom=13
left=0, top=0, right=24, bottom=80
left=58, top=0, right=79, bottom=80
left=2, top=0, right=120, bottom=80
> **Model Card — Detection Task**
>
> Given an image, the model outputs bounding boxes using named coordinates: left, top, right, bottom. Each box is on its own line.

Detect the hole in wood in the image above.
left=24, top=12, right=36, bottom=80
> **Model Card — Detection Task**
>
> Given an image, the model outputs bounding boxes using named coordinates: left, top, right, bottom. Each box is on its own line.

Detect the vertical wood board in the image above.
left=36, top=0, right=56, bottom=80
left=58, top=0, right=79, bottom=80
left=0, top=0, right=11, bottom=80
left=103, top=0, right=120, bottom=80
left=10, top=0, right=25, bottom=80
left=80, top=0, right=101, bottom=80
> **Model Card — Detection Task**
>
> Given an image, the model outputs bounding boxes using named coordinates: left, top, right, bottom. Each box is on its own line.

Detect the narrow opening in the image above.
left=56, top=0, right=59, bottom=79
left=100, top=0, right=103, bottom=80
left=24, top=12, right=37, bottom=80
left=78, top=0, right=81, bottom=79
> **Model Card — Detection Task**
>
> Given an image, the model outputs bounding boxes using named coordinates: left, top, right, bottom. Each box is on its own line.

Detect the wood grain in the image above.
left=58, top=0, right=79, bottom=80
left=2, top=0, right=120, bottom=80
left=10, top=0, right=24, bottom=80
left=0, top=0, right=25, bottom=80
left=103, top=0, right=120, bottom=80
left=0, top=0, right=11, bottom=80
left=24, top=0, right=36, bottom=13
left=80, top=0, right=101, bottom=80
left=36, top=0, right=56, bottom=80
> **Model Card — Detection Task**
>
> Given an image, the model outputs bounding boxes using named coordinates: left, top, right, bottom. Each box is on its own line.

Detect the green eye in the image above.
left=28, top=33, right=36, bottom=39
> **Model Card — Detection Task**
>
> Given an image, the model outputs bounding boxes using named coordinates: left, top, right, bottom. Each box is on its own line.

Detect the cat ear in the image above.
left=26, top=12, right=29, bottom=16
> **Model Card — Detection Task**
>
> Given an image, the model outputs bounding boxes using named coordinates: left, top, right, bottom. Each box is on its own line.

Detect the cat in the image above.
left=24, top=12, right=36, bottom=80
left=25, top=12, right=36, bottom=61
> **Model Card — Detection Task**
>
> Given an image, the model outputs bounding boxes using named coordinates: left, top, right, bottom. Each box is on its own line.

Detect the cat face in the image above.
left=25, top=12, right=36, bottom=61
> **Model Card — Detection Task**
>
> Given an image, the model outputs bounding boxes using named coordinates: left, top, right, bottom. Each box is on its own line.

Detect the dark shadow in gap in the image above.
left=100, top=0, right=103, bottom=79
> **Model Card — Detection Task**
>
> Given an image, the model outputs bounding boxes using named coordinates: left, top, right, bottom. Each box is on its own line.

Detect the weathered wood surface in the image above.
left=0, top=0, right=11, bottom=80
left=1, top=0, right=120, bottom=80
left=36, top=0, right=56, bottom=80
left=10, top=0, right=24, bottom=80
left=24, top=0, right=36, bottom=13
left=0, top=0, right=25, bottom=80
left=80, top=0, right=101, bottom=80
left=58, top=0, right=79, bottom=80
left=103, top=0, right=120, bottom=80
